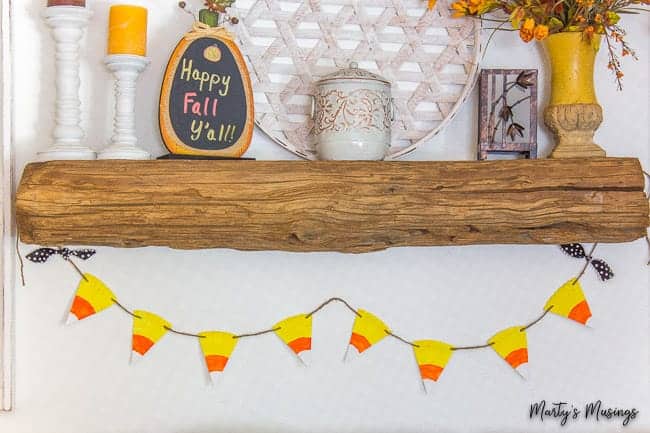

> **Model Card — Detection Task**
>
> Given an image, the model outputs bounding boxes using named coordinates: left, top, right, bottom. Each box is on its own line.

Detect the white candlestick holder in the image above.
left=40, top=6, right=96, bottom=161
left=98, top=55, right=151, bottom=160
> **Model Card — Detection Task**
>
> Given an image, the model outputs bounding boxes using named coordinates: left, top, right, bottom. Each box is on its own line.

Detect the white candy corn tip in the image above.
left=343, top=345, right=361, bottom=363
left=584, top=316, right=597, bottom=330
left=515, top=363, right=529, bottom=380
left=129, top=351, right=144, bottom=365
left=65, top=313, right=79, bottom=326
left=296, top=350, right=311, bottom=366
left=208, top=371, right=221, bottom=385
left=421, top=379, right=437, bottom=395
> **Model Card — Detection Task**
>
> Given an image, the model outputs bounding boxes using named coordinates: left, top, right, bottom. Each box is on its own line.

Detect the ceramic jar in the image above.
left=311, top=63, right=394, bottom=160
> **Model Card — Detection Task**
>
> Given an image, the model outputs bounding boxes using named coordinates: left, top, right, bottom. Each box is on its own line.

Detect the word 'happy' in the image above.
left=180, top=58, right=231, bottom=95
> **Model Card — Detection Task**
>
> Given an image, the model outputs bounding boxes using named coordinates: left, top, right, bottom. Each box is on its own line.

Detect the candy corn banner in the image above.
left=25, top=243, right=617, bottom=389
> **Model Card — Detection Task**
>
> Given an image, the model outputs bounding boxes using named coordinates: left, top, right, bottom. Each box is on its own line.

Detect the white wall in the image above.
left=1, top=1, right=648, bottom=432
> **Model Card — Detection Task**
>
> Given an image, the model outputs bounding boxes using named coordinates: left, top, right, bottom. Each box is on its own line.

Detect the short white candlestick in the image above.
left=40, top=6, right=96, bottom=161
left=98, top=55, right=151, bottom=160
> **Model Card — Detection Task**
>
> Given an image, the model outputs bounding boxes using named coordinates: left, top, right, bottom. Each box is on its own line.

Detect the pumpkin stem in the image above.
left=199, top=9, right=220, bottom=27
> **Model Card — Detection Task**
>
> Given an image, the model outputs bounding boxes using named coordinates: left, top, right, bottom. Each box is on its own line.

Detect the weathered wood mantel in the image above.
left=15, top=158, right=649, bottom=253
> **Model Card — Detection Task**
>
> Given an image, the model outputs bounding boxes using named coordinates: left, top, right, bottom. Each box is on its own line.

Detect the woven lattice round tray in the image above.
left=227, top=0, right=481, bottom=159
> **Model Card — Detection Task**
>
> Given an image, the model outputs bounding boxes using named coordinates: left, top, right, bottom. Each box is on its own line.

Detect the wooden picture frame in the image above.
left=1, top=0, right=14, bottom=412
left=477, top=69, right=538, bottom=160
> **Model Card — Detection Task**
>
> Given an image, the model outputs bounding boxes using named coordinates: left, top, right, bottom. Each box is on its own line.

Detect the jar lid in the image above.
left=316, top=62, right=391, bottom=85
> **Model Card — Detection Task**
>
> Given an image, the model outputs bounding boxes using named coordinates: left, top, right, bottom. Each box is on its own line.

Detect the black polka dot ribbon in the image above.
left=26, top=247, right=96, bottom=264
left=560, top=244, right=614, bottom=281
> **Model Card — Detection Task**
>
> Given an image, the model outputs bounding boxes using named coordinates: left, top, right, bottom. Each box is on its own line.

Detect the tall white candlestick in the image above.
left=41, top=6, right=96, bottom=161
left=98, top=55, right=151, bottom=160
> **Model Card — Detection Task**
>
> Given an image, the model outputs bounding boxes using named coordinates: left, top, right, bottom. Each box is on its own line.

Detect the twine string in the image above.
left=306, top=297, right=361, bottom=318
left=452, top=342, right=494, bottom=351
left=111, top=298, right=141, bottom=319
left=385, top=330, right=419, bottom=348
left=234, top=327, right=280, bottom=339
left=16, top=235, right=25, bottom=286
left=165, top=326, right=205, bottom=339
left=66, top=257, right=88, bottom=281
left=521, top=305, right=553, bottom=332
left=572, top=243, right=598, bottom=285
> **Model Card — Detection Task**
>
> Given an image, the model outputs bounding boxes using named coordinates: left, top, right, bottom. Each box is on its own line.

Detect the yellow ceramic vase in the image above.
left=543, top=32, right=606, bottom=158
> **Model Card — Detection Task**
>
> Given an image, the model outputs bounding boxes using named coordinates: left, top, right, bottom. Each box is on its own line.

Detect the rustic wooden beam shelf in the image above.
left=16, top=158, right=649, bottom=253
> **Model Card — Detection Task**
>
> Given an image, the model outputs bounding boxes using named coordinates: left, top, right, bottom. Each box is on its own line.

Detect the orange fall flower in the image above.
left=533, top=24, right=549, bottom=41
left=519, top=18, right=535, bottom=42
left=451, top=0, right=469, bottom=17
left=468, top=0, right=483, bottom=14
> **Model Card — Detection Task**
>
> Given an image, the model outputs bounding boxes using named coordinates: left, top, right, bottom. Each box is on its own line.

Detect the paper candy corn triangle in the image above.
left=348, top=309, right=390, bottom=355
left=198, top=331, right=238, bottom=383
left=545, top=279, right=592, bottom=325
left=132, top=311, right=171, bottom=358
left=274, top=314, right=312, bottom=360
left=67, top=274, right=116, bottom=324
left=489, top=326, right=528, bottom=378
left=413, top=340, right=453, bottom=383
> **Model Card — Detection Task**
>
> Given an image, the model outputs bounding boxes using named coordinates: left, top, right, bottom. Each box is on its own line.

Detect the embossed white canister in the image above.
left=312, top=63, right=394, bottom=160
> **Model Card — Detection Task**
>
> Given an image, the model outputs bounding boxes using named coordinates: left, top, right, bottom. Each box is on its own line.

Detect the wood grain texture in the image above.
left=16, top=158, right=649, bottom=253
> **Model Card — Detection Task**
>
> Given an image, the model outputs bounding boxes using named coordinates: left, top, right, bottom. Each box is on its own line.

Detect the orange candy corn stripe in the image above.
left=350, top=332, right=372, bottom=353
left=70, top=296, right=96, bottom=321
left=505, top=347, right=528, bottom=369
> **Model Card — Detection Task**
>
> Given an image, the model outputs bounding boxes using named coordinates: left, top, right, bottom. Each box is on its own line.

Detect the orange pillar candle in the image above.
left=108, top=5, right=147, bottom=56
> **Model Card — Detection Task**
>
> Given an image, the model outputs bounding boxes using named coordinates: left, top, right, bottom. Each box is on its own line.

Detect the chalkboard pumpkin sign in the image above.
left=159, top=23, right=254, bottom=157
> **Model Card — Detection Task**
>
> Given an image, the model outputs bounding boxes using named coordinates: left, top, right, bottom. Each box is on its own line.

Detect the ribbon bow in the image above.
left=560, top=244, right=614, bottom=281
left=184, top=21, right=234, bottom=41
left=26, top=247, right=96, bottom=264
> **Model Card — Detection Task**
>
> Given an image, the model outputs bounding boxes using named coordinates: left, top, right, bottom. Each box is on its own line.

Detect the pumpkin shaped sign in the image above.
left=159, top=23, right=254, bottom=157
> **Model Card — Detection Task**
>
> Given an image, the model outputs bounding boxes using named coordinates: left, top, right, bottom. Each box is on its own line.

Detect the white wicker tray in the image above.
left=227, top=0, right=481, bottom=159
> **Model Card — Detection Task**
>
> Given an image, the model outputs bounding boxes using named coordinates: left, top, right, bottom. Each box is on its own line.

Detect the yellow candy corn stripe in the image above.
left=132, top=311, right=171, bottom=356
left=198, top=331, right=238, bottom=373
left=413, top=340, right=453, bottom=382
left=349, top=309, right=390, bottom=353
left=545, top=279, right=592, bottom=325
left=70, top=274, right=116, bottom=321
left=274, top=314, right=312, bottom=355
left=489, top=326, right=528, bottom=370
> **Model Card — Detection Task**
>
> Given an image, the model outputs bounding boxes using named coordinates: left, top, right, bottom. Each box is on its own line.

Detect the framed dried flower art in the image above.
left=478, top=69, right=538, bottom=160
